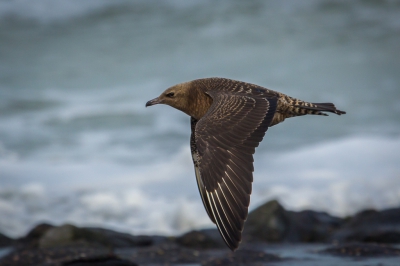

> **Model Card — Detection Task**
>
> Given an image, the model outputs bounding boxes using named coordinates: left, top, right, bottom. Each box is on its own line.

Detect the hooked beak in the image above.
left=146, top=97, right=161, bottom=107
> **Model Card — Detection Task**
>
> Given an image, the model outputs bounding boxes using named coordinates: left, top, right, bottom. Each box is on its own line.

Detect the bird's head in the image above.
left=146, top=82, right=191, bottom=113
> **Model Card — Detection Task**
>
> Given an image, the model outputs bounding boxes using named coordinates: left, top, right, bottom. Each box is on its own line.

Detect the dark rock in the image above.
left=176, top=229, right=225, bottom=249
left=128, top=242, right=204, bottom=265
left=243, top=200, right=343, bottom=243
left=0, top=246, right=115, bottom=266
left=202, top=248, right=282, bottom=266
left=286, top=210, right=343, bottom=242
left=320, top=243, right=400, bottom=257
left=331, top=207, right=400, bottom=243
left=39, top=224, right=111, bottom=248
left=120, top=242, right=283, bottom=266
left=0, top=233, right=14, bottom=247
left=25, top=223, right=55, bottom=240
left=243, top=200, right=289, bottom=242
left=16, top=223, right=54, bottom=248
left=63, top=256, right=138, bottom=266
left=86, top=227, right=161, bottom=248
left=18, top=224, right=165, bottom=250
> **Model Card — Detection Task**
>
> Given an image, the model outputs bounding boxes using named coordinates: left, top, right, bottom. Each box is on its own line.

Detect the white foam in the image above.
left=252, top=136, right=400, bottom=216
left=1, top=0, right=400, bottom=239
left=0, top=136, right=399, bottom=238
left=0, top=184, right=212, bottom=238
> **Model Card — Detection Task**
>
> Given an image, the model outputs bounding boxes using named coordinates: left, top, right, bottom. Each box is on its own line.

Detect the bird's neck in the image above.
left=184, top=87, right=213, bottom=120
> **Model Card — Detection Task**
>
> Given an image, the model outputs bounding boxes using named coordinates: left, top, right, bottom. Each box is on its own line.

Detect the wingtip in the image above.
left=336, top=109, right=346, bottom=115
left=228, top=242, right=240, bottom=252
left=228, top=236, right=242, bottom=251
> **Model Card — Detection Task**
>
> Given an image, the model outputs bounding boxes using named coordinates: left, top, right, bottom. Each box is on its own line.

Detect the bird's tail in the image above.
left=293, top=101, right=346, bottom=116
left=269, top=96, right=346, bottom=127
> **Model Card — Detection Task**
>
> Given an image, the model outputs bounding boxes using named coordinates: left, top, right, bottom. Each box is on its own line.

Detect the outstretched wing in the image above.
left=190, top=117, right=216, bottom=224
left=191, top=90, right=277, bottom=250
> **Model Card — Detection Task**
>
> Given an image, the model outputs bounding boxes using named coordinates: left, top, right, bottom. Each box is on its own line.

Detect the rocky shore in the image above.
left=1, top=200, right=399, bottom=265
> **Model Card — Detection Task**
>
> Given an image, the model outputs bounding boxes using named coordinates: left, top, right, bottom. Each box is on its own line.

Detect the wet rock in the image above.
left=243, top=200, right=343, bottom=243
left=0, top=233, right=14, bottom=247
left=243, top=200, right=289, bottom=242
left=176, top=229, right=225, bottom=249
left=63, top=256, right=138, bottom=266
left=17, top=223, right=54, bottom=248
left=202, top=248, right=282, bottom=266
left=82, top=228, right=161, bottom=248
left=320, top=243, right=400, bottom=257
left=39, top=224, right=110, bottom=248
left=331, top=207, right=400, bottom=243
left=0, top=246, right=117, bottom=266
left=36, top=224, right=165, bottom=249
left=286, top=210, right=343, bottom=242
left=128, top=242, right=204, bottom=265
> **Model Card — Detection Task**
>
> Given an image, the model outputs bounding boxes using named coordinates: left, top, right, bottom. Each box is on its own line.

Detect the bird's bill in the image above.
left=146, top=97, right=161, bottom=107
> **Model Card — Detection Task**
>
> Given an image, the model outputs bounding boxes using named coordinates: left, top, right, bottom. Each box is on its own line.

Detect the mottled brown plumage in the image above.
left=146, top=77, right=345, bottom=251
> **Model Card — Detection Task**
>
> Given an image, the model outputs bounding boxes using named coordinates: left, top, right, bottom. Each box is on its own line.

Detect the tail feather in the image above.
left=295, top=102, right=346, bottom=116
left=270, top=97, right=346, bottom=127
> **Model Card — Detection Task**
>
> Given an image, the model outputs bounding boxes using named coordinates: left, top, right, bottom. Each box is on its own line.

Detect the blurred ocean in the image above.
left=0, top=0, right=399, bottom=238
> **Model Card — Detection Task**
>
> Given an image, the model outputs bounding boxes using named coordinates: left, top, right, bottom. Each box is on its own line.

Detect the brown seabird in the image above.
left=146, top=77, right=345, bottom=250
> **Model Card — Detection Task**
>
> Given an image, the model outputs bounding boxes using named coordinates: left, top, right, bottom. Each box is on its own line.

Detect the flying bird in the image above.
left=146, top=77, right=345, bottom=250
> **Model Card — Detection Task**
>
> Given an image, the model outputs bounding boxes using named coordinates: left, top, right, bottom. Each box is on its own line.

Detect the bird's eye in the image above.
left=166, top=92, right=175, bottom=97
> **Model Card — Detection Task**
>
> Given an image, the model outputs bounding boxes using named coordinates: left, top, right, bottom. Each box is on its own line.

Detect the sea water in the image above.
left=0, top=0, right=399, bottom=238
